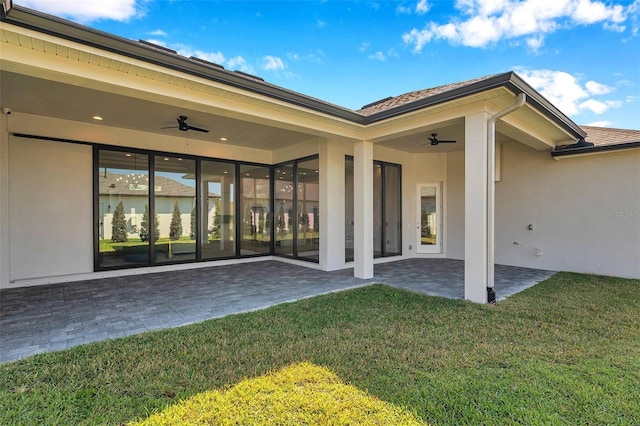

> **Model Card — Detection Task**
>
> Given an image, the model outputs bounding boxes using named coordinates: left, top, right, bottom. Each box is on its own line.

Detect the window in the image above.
left=273, top=156, right=320, bottom=262
left=274, top=163, right=294, bottom=257
left=96, top=147, right=318, bottom=269
left=296, top=157, right=320, bottom=262
left=154, top=155, right=196, bottom=264
left=201, top=160, right=236, bottom=259
left=97, top=150, right=150, bottom=268
left=240, top=164, right=271, bottom=255
left=345, top=157, right=401, bottom=261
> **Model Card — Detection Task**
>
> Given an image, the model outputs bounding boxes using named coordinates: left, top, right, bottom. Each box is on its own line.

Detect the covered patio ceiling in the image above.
left=1, top=71, right=319, bottom=152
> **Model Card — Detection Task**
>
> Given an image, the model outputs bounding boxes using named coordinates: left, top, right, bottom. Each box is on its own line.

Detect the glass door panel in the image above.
left=97, top=150, right=150, bottom=268
left=201, top=160, right=235, bottom=259
left=417, top=183, right=442, bottom=254
left=296, top=158, right=320, bottom=262
left=240, top=165, right=271, bottom=255
left=373, top=163, right=383, bottom=257
left=154, top=156, right=196, bottom=263
left=274, top=163, right=294, bottom=257
left=384, top=164, right=402, bottom=256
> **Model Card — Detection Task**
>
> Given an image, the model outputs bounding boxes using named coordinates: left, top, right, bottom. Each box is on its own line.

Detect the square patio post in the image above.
left=319, top=138, right=346, bottom=271
left=464, top=111, right=491, bottom=303
left=353, top=140, right=374, bottom=279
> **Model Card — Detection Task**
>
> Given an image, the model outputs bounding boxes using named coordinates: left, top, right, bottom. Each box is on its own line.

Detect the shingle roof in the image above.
left=99, top=172, right=216, bottom=197
left=356, top=74, right=502, bottom=116
left=580, top=126, right=640, bottom=147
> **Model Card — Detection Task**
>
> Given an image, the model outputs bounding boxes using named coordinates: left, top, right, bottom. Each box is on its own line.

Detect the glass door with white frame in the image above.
left=417, top=183, right=442, bottom=254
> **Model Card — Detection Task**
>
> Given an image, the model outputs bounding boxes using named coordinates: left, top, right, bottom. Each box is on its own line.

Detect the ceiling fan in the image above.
left=421, top=133, right=457, bottom=146
left=162, top=116, right=209, bottom=133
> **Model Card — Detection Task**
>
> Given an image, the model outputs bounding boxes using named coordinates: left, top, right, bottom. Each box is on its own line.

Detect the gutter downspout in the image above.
left=487, top=93, right=526, bottom=303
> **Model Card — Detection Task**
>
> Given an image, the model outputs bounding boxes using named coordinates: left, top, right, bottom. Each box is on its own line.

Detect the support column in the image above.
left=319, top=138, right=346, bottom=271
left=0, top=111, right=9, bottom=288
left=354, top=140, right=373, bottom=279
left=464, top=111, right=490, bottom=303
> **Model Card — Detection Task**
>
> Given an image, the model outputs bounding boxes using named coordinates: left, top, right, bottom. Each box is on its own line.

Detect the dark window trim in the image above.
left=94, top=145, right=278, bottom=272
left=345, top=156, right=402, bottom=261
left=272, top=155, right=320, bottom=263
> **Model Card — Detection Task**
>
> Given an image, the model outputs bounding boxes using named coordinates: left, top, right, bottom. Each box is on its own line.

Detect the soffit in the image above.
left=371, top=89, right=575, bottom=153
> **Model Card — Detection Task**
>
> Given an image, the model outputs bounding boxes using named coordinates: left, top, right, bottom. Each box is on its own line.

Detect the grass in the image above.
left=1, top=272, right=639, bottom=425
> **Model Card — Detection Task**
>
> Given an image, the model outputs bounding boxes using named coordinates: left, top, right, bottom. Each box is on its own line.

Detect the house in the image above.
left=1, top=3, right=638, bottom=303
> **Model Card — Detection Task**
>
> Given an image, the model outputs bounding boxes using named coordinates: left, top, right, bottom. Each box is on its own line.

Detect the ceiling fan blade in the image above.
left=436, top=140, right=457, bottom=143
left=186, top=125, right=209, bottom=133
left=160, top=125, right=179, bottom=129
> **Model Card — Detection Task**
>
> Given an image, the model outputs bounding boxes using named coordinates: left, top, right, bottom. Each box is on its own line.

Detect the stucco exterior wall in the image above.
left=445, top=143, right=640, bottom=278
left=495, top=143, right=640, bottom=279
left=446, top=150, right=465, bottom=260
left=8, top=136, right=94, bottom=284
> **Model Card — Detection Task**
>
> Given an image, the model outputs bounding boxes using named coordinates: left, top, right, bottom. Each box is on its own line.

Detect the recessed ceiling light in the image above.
left=164, top=157, right=169, bottom=161
left=125, top=153, right=132, bottom=157
left=220, top=137, right=227, bottom=141
left=92, top=116, right=103, bottom=121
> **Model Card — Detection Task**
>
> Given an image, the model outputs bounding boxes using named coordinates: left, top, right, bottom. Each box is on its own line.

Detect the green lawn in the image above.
left=1, top=273, right=638, bottom=425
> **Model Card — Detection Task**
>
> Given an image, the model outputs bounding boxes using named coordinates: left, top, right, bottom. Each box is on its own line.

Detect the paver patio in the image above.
left=0, top=259, right=555, bottom=363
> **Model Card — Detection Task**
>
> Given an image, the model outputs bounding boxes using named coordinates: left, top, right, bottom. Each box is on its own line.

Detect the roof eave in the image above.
left=551, top=141, right=640, bottom=157
left=2, top=5, right=364, bottom=123
left=362, top=71, right=586, bottom=140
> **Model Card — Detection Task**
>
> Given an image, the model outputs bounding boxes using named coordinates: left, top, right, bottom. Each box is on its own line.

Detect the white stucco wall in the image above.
left=495, top=143, right=640, bottom=279
left=445, top=143, right=640, bottom=278
left=446, top=150, right=465, bottom=260
left=8, top=136, right=94, bottom=284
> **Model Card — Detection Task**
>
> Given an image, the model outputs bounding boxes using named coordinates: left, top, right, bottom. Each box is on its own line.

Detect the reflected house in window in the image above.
left=99, top=172, right=219, bottom=241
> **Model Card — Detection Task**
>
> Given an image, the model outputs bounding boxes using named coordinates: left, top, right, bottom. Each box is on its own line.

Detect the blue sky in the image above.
left=19, top=0, right=640, bottom=129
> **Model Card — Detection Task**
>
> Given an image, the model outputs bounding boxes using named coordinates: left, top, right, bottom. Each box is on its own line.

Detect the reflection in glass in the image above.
left=373, top=163, right=383, bottom=257
left=420, top=186, right=437, bottom=246
left=296, top=158, right=320, bottom=262
left=240, top=165, right=271, bottom=255
left=98, top=150, right=150, bottom=268
left=344, top=157, right=354, bottom=262
left=384, top=164, right=402, bottom=256
left=274, top=163, right=294, bottom=257
left=202, top=161, right=236, bottom=259
left=154, top=156, right=196, bottom=263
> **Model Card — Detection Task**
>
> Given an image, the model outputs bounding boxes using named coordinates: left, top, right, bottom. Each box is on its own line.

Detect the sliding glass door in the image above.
left=345, top=157, right=402, bottom=261
left=97, top=150, right=150, bottom=268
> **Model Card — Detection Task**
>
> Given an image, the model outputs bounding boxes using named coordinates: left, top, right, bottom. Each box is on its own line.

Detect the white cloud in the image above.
left=398, top=0, right=430, bottom=15
left=403, top=0, right=634, bottom=51
left=175, top=44, right=225, bottom=64
left=585, top=120, right=613, bottom=127
left=19, top=0, right=141, bottom=23
left=416, top=0, right=430, bottom=14
left=145, top=39, right=167, bottom=48
left=262, top=55, right=285, bottom=71
left=227, top=56, right=255, bottom=73
left=368, top=51, right=387, bottom=61
left=526, top=35, right=545, bottom=52
left=359, top=42, right=371, bottom=52
left=585, top=80, right=614, bottom=95
left=287, top=50, right=325, bottom=64
left=317, top=19, right=327, bottom=28
left=518, top=69, right=623, bottom=116
left=149, top=29, right=168, bottom=37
